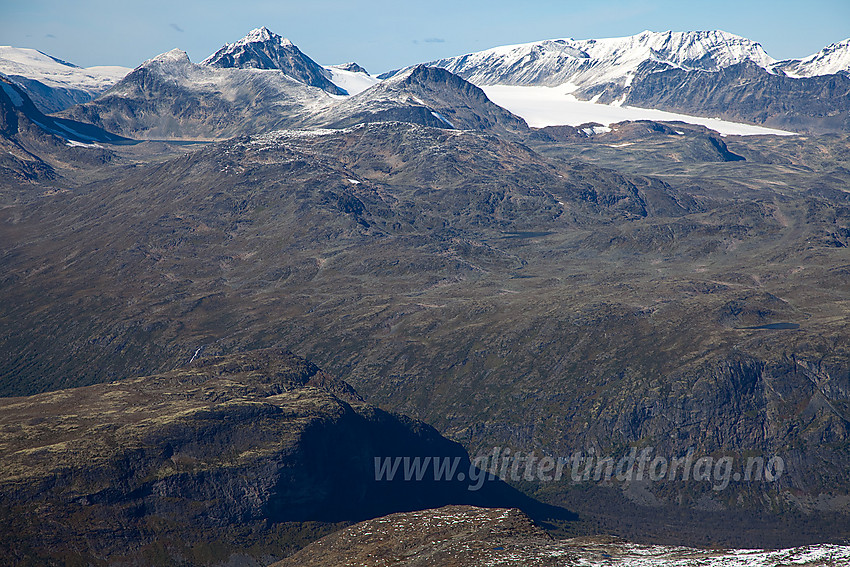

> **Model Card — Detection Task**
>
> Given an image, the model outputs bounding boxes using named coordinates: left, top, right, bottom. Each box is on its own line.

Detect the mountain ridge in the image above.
left=56, top=47, right=336, bottom=139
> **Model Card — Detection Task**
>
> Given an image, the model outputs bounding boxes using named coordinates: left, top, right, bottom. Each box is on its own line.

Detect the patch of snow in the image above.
left=481, top=84, right=796, bottom=136
left=54, top=121, right=97, bottom=141
left=324, top=65, right=380, bottom=95
left=347, top=178, right=361, bottom=184
left=65, top=140, right=103, bottom=148
left=430, top=111, right=455, bottom=128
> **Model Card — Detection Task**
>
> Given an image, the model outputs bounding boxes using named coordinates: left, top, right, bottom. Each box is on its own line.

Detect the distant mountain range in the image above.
left=388, top=30, right=850, bottom=132
left=387, top=30, right=850, bottom=88
left=2, top=28, right=850, bottom=136
left=0, top=46, right=130, bottom=113
left=55, top=47, right=334, bottom=139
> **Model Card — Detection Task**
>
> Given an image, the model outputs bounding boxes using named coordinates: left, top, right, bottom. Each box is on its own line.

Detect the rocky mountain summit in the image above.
left=202, top=27, right=346, bottom=95
left=54, top=41, right=534, bottom=140
left=303, top=65, right=530, bottom=138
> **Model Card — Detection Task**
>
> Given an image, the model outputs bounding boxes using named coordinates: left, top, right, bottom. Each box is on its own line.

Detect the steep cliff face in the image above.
left=0, top=349, right=559, bottom=565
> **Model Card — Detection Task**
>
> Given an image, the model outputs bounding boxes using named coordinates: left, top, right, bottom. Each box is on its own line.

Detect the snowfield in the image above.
left=0, top=46, right=130, bottom=92
left=481, top=84, right=796, bottom=136
left=324, top=65, right=380, bottom=95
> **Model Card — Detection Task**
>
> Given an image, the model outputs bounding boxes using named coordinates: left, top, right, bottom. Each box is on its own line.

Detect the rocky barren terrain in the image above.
left=273, top=505, right=850, bottom=567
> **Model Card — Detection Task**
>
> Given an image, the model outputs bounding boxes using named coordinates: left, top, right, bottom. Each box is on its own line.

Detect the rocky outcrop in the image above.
left=272, top=505, right=850, bottom=567
left=271, top=505, right=551, bottom=567
left=0, top=348, right=574, bottom=565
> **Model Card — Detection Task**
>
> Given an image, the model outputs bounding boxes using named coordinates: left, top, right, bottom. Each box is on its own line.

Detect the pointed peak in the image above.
left=236, top=27, right=294, bottom=47
left=200, top=28, right=345, bottom=95
left=246, top=26, right=275, bottom=42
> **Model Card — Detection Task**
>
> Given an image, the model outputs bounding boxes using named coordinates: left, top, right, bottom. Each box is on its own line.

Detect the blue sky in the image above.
left=2, top=0, right=848, bottom=73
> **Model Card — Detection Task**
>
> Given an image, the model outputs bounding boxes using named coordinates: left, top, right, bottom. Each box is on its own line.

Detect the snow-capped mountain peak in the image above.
left=242, top=26, right=275, bottom=43
left=231, top=26, right=295, bottom=48
left=773, top=37, right=850, bottom=77
left=201, top=27, right=345, bottom=95
left=329, top=62, right=369, bottom=75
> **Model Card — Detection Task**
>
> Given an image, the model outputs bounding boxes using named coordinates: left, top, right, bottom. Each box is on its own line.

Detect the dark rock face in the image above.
left=0, top=75, right=124, bottom=186
left=202, top=27, right=346, bottom=95
left=626, top=61, right=850, bottom=133
left=0, top=349, right=569, bottom=565
left=333, top=62, right=369, bottom=74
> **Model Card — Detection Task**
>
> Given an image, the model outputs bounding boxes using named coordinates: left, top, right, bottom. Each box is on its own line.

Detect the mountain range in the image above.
left=389, top=30, right=850, bottom=132
left=3, top=24, right=850, bottom=566
left=3, top=28, right=850, bottom=136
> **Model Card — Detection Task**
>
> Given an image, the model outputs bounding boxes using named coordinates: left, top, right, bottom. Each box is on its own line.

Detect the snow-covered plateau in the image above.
left=0, top=46, right=130, bottom=92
